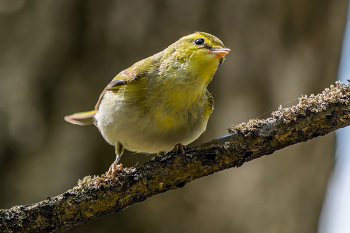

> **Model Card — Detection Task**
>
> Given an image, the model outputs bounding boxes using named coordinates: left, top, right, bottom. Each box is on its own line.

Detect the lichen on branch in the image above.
left=1, top=81, right=350, bottom=233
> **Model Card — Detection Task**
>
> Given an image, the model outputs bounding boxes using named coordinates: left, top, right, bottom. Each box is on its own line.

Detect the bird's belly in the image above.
left=94, top=92, right=208, bottom=153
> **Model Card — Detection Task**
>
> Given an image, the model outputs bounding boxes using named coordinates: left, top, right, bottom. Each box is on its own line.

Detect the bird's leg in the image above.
left=172, top=143, right=187, bottom=159
left=106, top=142, right=124, bottom=177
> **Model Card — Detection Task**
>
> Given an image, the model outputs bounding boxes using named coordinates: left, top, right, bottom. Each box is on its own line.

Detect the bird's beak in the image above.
left=211, top=47, right=231, bottom=58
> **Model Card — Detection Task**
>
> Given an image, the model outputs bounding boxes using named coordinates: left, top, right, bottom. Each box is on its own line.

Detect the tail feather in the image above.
left=64, top=110, right=97, bottom=126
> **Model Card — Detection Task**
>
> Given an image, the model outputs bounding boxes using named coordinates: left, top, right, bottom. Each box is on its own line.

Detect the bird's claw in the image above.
left=172, top=143, right=187, bottom=159
left=106, top=163, right=124, bottom=177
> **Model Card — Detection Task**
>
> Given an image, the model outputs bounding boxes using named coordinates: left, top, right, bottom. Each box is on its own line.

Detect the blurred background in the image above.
left=0, top=0, right=347, bottom=232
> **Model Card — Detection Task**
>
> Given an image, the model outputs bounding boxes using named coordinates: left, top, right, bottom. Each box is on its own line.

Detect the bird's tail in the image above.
left=64, top=110, right=97, bottom=126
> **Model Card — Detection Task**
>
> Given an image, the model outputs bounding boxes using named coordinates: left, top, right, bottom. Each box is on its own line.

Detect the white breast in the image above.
left=94, top=91, right=209, bottom=153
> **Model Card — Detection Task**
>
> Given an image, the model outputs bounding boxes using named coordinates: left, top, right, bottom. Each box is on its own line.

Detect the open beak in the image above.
left=211, top=47, right=231, bottom=58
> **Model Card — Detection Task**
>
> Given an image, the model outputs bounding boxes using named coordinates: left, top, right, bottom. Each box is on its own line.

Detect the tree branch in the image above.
left=1, top=82, right=350, bottom=233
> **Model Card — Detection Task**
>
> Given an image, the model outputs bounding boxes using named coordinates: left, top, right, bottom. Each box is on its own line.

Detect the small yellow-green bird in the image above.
left=65, top=32, right=230, bottom=176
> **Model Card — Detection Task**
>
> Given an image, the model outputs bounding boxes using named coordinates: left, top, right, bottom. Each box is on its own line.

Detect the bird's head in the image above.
left=171, top=32, right=230, bottom=68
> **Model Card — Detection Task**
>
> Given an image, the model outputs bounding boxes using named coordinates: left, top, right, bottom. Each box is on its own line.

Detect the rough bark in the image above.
left=1, top=82, right=349, bottom=233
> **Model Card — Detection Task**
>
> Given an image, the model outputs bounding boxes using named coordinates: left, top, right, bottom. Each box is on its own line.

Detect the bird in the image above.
left=64, top=32, right=230, bottom=176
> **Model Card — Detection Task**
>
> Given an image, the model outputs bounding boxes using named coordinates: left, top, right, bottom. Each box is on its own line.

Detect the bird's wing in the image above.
left=94, top=51, right=163, bottom=111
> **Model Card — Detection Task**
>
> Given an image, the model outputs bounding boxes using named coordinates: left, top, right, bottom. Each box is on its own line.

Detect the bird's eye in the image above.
left=194, top=38, right=205, bottom=45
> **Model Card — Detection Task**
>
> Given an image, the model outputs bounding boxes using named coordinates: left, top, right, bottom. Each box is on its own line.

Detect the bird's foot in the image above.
left=172, top=143, right=187, bottom=159
left=106, top=162, right=124, bottom=177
